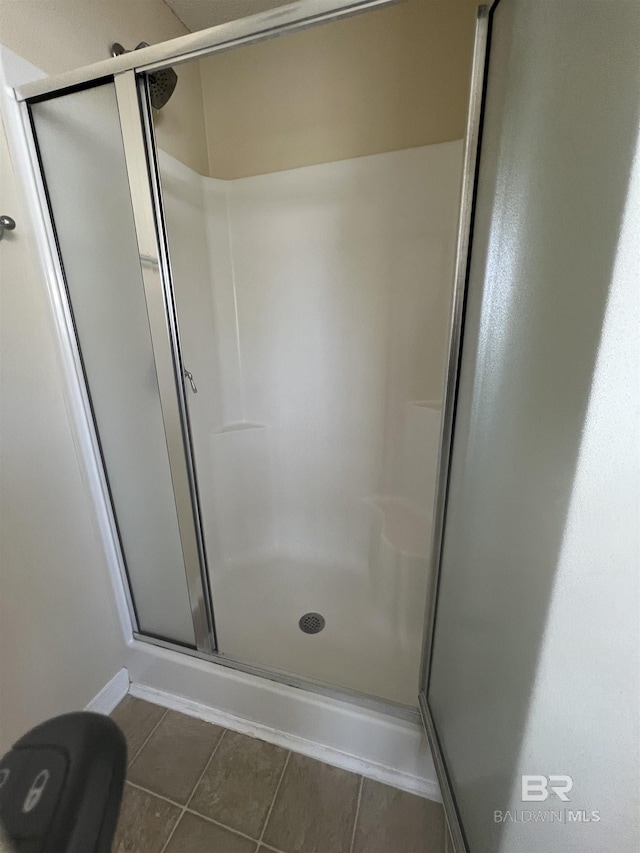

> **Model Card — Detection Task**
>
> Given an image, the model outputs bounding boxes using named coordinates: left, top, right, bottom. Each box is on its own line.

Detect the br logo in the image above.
left=521, top=775, right=573, bottom=802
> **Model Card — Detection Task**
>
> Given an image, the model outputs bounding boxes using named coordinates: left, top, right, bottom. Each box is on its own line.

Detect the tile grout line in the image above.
left=125, top=727, right=289, bottom=853
left=257, top=749, right=292, bottom=847
left=185, top=727, right=227, bottom=811
left=126, top=778, right=307, bottom=853
left=348, top=775, right=364, bottom=853
left=155, top=799, right=183, bottom=853
left=157, top=728, right=228, bottom=853
left=127, top=707, right=168, bottom=768
left=126, top=779, right=182, bottom=809
left=129, top=779, right=184, bottom=853
left=184, top=809, right=264, bottom=844
left=128, top=779, right=260, bottom=844
left=182, top=809, right=288, bottom=850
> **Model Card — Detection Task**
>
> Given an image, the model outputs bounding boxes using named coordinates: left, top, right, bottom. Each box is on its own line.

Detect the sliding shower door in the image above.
left=29, top=80, right=214, bottom=651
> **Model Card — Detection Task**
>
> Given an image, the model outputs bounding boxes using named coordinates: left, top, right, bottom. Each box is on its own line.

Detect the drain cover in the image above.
left=299, top=612, right=325, bottom=634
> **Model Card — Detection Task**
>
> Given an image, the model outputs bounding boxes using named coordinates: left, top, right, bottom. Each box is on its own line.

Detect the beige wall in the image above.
left=0, top=0, right=209, bottom=173
left=199, top=0, right=477, bottom=179
left=0, top=0, right=203, bottom=752
left=0, top=124, right=124, bottom=752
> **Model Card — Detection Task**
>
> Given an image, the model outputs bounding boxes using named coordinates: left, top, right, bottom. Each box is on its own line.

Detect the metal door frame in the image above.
left=13, top=0, right=434, bottom=721
left=14, top=0, right=399, bottom=102
left=416, top=4, right=500, bottom=851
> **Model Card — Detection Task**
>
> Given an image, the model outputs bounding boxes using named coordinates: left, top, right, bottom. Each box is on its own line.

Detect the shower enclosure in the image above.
left=9, top=0, right=639, bottom=850
left=150, top=73, right=461, bottom=705
left=21, top=0, right=461, bottom=711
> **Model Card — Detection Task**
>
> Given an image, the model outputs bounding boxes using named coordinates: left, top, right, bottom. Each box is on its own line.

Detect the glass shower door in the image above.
left=29, top=79, right=213, bottom=650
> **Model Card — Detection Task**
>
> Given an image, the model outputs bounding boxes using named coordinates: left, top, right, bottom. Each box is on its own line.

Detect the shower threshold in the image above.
left=132, top=629, right=420, bottom=723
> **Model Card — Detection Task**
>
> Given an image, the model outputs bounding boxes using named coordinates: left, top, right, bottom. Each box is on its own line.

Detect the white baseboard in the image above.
left=125, top=641, right=441, bottom=802
left=85, top=667, right=129, bottom=715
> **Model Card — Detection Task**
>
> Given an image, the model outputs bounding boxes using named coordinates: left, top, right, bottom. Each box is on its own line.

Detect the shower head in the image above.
left=147, top=67, right=178, bottom=110
left=110, top=41, right=178, bottom=110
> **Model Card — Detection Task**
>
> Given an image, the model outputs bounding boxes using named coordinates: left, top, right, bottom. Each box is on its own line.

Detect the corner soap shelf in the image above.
left=213, top=422, right=266, bottom=435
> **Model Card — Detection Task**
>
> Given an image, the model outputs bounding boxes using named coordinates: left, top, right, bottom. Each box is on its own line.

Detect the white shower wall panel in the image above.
left=202, top=180, right=247, bottom=428
left=226, top=161, right=391, bottom=568
left=225, top=142, right=463, bottom=569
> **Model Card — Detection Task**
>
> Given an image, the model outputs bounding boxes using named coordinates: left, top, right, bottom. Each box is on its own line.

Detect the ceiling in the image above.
left=164, top=0, right=299, bottom=32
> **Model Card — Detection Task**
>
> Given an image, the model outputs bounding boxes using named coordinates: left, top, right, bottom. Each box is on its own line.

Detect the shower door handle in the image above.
left=183, top=368, right=198, bottom=394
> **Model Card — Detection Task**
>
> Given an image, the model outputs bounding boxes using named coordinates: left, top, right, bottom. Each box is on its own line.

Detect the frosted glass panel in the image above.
left=427, top=1, right=640, bottom=852
left=30, top=84, right=195, bottom=646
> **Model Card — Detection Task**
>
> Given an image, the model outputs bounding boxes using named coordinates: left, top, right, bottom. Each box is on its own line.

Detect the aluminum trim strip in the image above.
left=114, top=71, right=213, bottom=652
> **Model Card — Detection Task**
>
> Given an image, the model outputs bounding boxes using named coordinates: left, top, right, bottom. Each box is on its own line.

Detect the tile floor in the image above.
left=111, top=696, right=447, bottom=853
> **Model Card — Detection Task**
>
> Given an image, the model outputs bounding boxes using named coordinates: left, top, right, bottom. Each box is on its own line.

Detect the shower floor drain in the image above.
left=299, top=612, right=325, bottom=634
